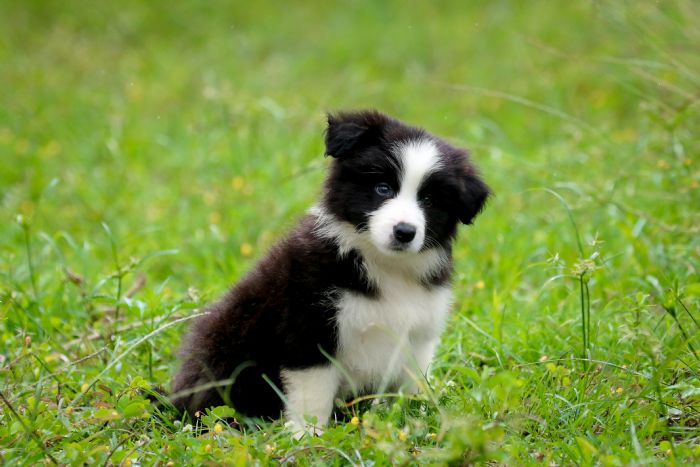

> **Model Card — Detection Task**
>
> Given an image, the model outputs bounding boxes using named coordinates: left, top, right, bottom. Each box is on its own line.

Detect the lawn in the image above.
left=1, top=0, right=699, bottom=465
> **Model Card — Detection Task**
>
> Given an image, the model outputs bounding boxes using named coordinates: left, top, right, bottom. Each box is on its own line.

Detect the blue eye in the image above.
left=375, top=182, right=394, bottom=198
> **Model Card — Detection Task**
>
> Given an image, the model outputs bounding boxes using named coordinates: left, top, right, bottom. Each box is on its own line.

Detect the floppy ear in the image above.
left=324, top=110, right=387, bottom=158
left=458, top=173, right=491, bottom=225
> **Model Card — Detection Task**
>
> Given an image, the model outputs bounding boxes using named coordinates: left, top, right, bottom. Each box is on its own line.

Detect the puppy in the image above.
left=171, top=110, right=490, bottom=434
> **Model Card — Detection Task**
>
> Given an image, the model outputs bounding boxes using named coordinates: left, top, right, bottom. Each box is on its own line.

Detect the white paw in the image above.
left=285, top=420, right=324, bottom=440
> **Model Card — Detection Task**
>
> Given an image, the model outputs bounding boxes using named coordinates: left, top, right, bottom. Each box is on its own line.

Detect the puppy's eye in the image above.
left=374, top=182, right=394, bottom=198
left=420, top=195, right=433, bottom=207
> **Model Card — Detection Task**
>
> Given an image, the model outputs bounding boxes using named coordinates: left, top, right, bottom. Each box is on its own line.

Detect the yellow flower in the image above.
left=612, top=128, right=636, bottom=142
left=40, top=141, right=61, bottom=158
left=232, top=176, right=245, bottom=191
left=214, top=423, right=223, bottom=433
left=208, top=212, right=221, bottom=225
left=616, top=387, right=623, bottom=395
left=398, top=430, right=407, bottom=441
left=350, top=416, right=360, bottom=426
left=240, top=243, right=253, bottom=257
left=20, top=201, right=35, bottom=217
left=264, top=444, right=275, bottom=455
left=474, top=280, right=485, bottom=289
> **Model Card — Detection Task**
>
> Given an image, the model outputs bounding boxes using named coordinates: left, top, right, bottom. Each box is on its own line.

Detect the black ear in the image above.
left=458, top=173, right=491, bottom=225
left=324, top=110, right=388, bottom=158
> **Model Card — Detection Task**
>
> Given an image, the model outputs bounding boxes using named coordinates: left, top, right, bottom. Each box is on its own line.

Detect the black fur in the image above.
left=171, top=216, right=375, bottom=418
left=171, top=110, right=490, bottom=419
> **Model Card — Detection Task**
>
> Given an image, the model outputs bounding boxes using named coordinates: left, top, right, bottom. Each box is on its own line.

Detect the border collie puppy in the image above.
left=171, top=110, right=490, bottom=434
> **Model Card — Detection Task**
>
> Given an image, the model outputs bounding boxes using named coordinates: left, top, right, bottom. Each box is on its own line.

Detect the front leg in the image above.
left=401, top=338, right=438, bottom=394
left=281, top=365, right=339, bottom=438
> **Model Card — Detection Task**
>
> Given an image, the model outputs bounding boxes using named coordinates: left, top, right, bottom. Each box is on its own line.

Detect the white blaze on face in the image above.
left=368, top=139, right=441, bottom=253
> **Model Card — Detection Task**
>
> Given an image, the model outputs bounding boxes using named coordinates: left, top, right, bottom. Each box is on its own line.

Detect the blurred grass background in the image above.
left=1, top=0, right=699, bottom=465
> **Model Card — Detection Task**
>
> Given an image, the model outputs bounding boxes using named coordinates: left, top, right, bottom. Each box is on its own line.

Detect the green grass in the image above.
left=1, top=0, right=699, bottom=464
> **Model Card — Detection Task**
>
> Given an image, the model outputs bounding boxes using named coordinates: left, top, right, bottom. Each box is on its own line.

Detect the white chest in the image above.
left=334, top=277, right=452, bottom=394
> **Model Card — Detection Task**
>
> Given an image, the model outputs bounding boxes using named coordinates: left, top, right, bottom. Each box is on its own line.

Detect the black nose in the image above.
left=393, top=222, right=417, bottom=243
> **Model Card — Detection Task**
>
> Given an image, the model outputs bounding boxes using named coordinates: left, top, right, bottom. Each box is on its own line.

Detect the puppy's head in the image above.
left=322, top=110, right=490, bottom=255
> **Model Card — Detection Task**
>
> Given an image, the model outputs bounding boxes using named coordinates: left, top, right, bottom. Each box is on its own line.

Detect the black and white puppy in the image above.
left=171, top=110, right=490, bottom=434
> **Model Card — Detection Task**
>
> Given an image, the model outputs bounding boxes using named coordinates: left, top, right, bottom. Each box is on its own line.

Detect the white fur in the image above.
left=334, top=277, right=452, bottom=395
left=287, top=209, right=452, bottom=436
left=283, top=139, right=451, bottom=436
left=368, top=139, right=441, bottom=253
left=395, top=139, right=442, bottom=198
left=310, top=207, right=449, bottom=282
left=368, top=197, right=426, bottom=253
left=281, top=259, right=452, bottom=437
left=281, top=365, right=339, bottom=438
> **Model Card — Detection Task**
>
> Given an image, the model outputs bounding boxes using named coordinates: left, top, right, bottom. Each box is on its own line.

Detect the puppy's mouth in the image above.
left=383, top=240, right=421, bottom=254
left=388, top=242, right=411, bottom=252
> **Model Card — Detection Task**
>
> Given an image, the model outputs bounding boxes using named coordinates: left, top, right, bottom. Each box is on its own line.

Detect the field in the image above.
left=1, top=1, right=699, bottom=465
